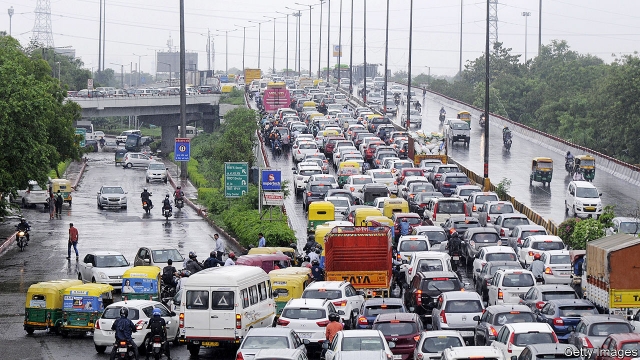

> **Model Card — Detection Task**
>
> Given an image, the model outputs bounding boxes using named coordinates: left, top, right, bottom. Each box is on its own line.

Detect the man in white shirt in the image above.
left=214, top=234, right=224, bottom=260
left=224, top=252, right=237, bottom=266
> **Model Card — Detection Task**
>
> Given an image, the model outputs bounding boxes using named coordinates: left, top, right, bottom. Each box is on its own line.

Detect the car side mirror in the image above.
left=511, top=356, right=518, bottom=360
left=388, top=341, right=396, bottom=349
left=302, top=338, right=310, bottom=345
left=166, top=168, right=169, bottom=170
left=97, top=192, right=100, bottom=195
left=356, top=290, right=365, bottom=296
left=517, top=243, right=523, bottom=247
left=402, top=260, right=408, bottom=264
left=143, top=259, right=150, bottom=264
left=475, top=268, right=480, bottom=273
left=403, top=283, right=409, bottom=290
left=338, top=310, right=345, bottom=315
left=170, top=311, right=176, bottom=317
left=567, top=325, right=575, bottom=332
left=272, top=291, right=279, bottom=298
left=473, top=315, right=480, bottom=322
left=518, top=294, right=524, bottom=299
left=86, top=263, right=93, bottom=267
left=291, top=167, right=296, bottom=170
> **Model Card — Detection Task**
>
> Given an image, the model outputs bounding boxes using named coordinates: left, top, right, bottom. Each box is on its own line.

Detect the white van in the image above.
left=565, top=181, right=603, bottom=219
left=178, top=126, right=197, bottom=139
left=180, top=266, right=276, bottom=356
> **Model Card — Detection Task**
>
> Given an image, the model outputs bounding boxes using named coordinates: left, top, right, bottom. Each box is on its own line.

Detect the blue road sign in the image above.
left=174, top=138, right=191, bottom=161
left=261, top=170, right=282, bottom=191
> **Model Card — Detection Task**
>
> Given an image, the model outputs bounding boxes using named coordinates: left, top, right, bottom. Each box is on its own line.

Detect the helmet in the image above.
left=181, top=269, right=191, bottom=277
left=143, top=187, right=147, bottom=191
left=228, top=252, right=236, bottom=259
left=20, top=217, right=25, bottom=222
left=303, top=256, right=310, bottom=262
left=533, top=253, right=541, bottom=260
left=315, top=248, right=321, bottom=254
left=312, top=259, right=319, bottom=266
left=166, top=194, right=170, bottom=198
left=152, top=308, right=161, bottom=317
left=189, top=251, right=196, bottom=259
left=450, top=229, right=458, bottom=238
left=120, top=307, right=129, bottom=318
left=567, top=151, right=571, bottom=156
left=328, top=312, right=340, bottom=322
left=177, top=186, right=181, bottom=189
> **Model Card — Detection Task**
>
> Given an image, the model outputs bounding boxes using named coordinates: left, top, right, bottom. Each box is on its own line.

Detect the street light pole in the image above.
left=318, top=0, right=324, bottom=79
left=483, top=0, right=490, bottom=189
left=7, top=6, right=13, bottom=36
left=158, top=62, right=172, bottom=86
left=276, top=12, right=291, bottom=76
left=263, top=16, right=279, bottom=74
left=383, top=0, right=389, bottom=114
left=326, top=0, right=330, bottom=82
left=249, top=20, right=269, bottom=70
left=296, top=3, right=313, bottom=76
left=349, top=0, right=353, bottom=94
left=522, top=12, right=531, bottom=63
left=337, top=0, right=342, bottom=88
left=179, top=0, right=187, bottom=179
left=363, top=0, right=367, bottom=103
left=459, top=0, right=463, bottom=75
left=407, top=0, right=413, bottom=130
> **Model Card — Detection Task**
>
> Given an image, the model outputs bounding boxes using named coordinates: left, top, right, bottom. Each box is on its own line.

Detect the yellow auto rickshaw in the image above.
left=121, top=266, right=162, bottom=301
left=364, top=215, right=395, bottom=227
left=249, top=246, right=301, bottom=267
left=322, top=129, right=340, bottom=137
left=354, top=207, right=383, bottom=226
left=24, top=279, right=82, bottom=334
left=269, top=268, right=312, bottom=316
left=307, top=201, right=335, bottom=233
left=383, top=198, right=410, bottom=218
left=50, top=179, right=72, bottom=206
left=530, top=157, right=554, bottom=186
left=303, top=101, right=317, bottom=109
left=60, top=283, right=114, bottom=336
left=575, top=155, right=596, bottom=182
left=457, top=111, right=471, bottom=124
left=337, top=161, right=361, bottom=188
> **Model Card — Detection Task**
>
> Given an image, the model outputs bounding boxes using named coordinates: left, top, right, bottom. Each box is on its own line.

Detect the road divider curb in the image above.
left=71, top=157, right=88, bottom=190
left=0, top=232, right=17, bottom=257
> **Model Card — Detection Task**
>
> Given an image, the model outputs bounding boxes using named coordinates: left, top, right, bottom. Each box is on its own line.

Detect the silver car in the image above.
left=414, top=330, right=465, bottom=360
left=540, top=250, right=572, bottom=285
left=431, top=291, right=484, bottom=344
left=96, top=185, right=127, bottom=209
left=236, top=327, right=309, bottom=360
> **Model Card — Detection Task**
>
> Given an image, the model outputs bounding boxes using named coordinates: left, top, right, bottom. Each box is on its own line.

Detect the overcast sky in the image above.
left=5, top=0, right=640, bottom=77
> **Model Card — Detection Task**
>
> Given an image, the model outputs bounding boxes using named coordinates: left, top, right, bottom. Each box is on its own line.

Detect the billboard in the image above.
left=157, top=52, right=199, bottom=72
left=263, top=86, right=291, bottom=114
left=262, top=170, right=282, bottom=191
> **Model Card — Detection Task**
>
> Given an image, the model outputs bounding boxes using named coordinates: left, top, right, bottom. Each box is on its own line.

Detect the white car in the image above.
left=277, top=298, right=343, bottom=345
left=517, top=235, right=565, bottom=267
left=490, top=323, right=557, bottom=359
left=96, top=185, right=128, bottom=210
left=293, top=163, right=324, bottom=196
left=366, top=169, right=397, bottom=194
left=441, top=346, right=504, bottom=360
left=301, top=281, right=364, bottom=329
left=323, top=330, right=395, bottom=360
left=13, top=180, right=48, bottom=207
left=325, top=196, right=351, bottom=217
left=396, top=235, right=431, bottom=262
left=565, top=181, right=603, bottom=219
left=472, top=246, right=518, bottom=282
left=333, top=145, right=358, bottom=166
left=93, top=300, right=179, bottom=353
left=342, top=175, right=374, bottom=193
left=293, top=141, right=320, bottom=162
left=540, top=250, right=573, bottom=285
left=372, top=197, right=392, bottom=212
left=431, top=291, right=484, bottom=343
left=309, top=174, right=339, bottom=189
left=414, top=330, right=465, bottom=360
left=453, top=185, right=482, bottom=199
left=78, top=251, right=131, bottom=288
left=123, top=152, right=153, bottom=168
left=401, top=251, right=452, bottom=285
left=145, top=162, right=168, bottom=183
left=411, top=226, right=449, bottom=252
left=487, top=269, right=536, bottom=306
left=236, top=327, right=310, bottom=360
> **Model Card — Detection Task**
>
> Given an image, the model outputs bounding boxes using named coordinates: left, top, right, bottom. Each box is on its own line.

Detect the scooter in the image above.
left=114, top=339, right=135, bottom=359
left=479, top=115, right=486, bottom=127
left=16, top=228, right=28, bottom=251
left=439, top=113, right=446, bottom=123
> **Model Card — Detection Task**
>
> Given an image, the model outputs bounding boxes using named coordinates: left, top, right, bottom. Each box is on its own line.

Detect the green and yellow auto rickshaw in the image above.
left=530, top=157, right=554, bottom=186
left=121, top=266, right=162, bottom=301
left=24, top=279, right=82, bottom=334
left=60, top=283, right=114, bottom=336
left=575, top=155, right=595, bottom=182
left=457, top=111, right=472, bottom=124
left=269, top=268, right=312, bottom=317
left=307, top=201, right=335, bottom=233
left=337, top=161, right=361, bottom=188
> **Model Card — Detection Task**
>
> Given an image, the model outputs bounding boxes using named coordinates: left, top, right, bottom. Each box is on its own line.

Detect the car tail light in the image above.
left=236, top=352, right=245, bottom=360
left=179, top=313, right=184, bottom=328
left=553, top=317, right=564, bottom=326
left=444, top=183, right=450, bottom=187
left=307, top=192, right=312, bottom=197
left=419, top=203, right=427, bottom=208
left=487, top=214, right=491, bottom=222
left=439, top=310, right=447, bottom=324
left=135, top=320, right=145, bottom=330
left=489, top=326, right=498, bottom=337
left=435, top=174, right=442, bottom=179
left=414, top=334, right=421, bottom=342
left=417, top=354, right=424, bottom=360
left=529, top=251, right=534, bottom=256
left=95, top=320, right=101, bottom=330
left=545, top=267, right=553, bottom=275
left=276, top=317, right=290, bottom=326
left=236, top=314, right=242, bottom=329
left=581, top=337, right=594, bottom=348
left=333, top=300, right=347, bottom=307
left=472, top=205, right=477, bottom=212
left=358, top=316, right=368, bottom=325
left=297, top=149, right=301, bottom=154
left=536, top=301, right=545, bottom=309
left=316, top=319, right=331, bottom=327
left=500, top=228, right=506, bottom=237
left=498, top=288, right=503, bottom=300
left=507, top=333, right=515, bottom=353
left=464, top=204, right=469, bottom=216
left=416, top=290, right=422, bottom=306
left=409, top=268, right=413, bottom=275
left=486, top=278, right=492, bottom=286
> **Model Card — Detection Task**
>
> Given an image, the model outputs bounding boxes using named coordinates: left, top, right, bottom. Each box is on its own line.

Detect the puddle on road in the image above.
left=0, top=281, right=38, bottom=293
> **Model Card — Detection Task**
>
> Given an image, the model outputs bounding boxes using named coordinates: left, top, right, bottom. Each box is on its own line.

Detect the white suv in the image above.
left=565, top=181, right=603, bottom=219
left=301, top=281, right=364, bottom=330
left=471, top=246, right=518, bottom=282
left=277, top=298, right=343, bottom=346
left=431, top=291, right=484, bottom=343
left=487, top=269, right=536, bottom=306
left=401, top=251, right=452, bottom=285
left=490, top=323, right=557, bottom=359
left=517, top=235, right=565, bottom=267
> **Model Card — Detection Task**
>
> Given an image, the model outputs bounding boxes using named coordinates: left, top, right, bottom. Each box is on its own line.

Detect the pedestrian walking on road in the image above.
left=214, top=234, right=224, bottom=260
left=47, top=194, right=56, bottom=220
left=55, top=190, right=63, bottom=216
left=67, top=223, right=79, bottom=260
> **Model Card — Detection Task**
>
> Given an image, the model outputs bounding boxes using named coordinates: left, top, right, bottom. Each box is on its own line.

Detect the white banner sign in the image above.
left=262, top=192, right=284, bottom=206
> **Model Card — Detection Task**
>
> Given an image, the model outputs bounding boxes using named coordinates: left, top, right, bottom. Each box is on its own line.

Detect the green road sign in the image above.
left=75, top=128, right=86, bottom=147
left=224, top=162, right=248, bottom=198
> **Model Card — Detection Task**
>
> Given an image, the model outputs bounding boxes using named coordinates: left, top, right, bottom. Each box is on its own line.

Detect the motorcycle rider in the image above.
left=566, top=151, right=575, bottom=168
left=110, top=307, right=139, bottom=360
left=529, top=253, right=545, bottom=282
left=17, top=217, right=31, bottom=243
left=308, top=247, right=321, bottom=264
left=161, top=194, right=172, bottom=215
left=502, top=126, right=512, bottom=144
left=414, top=101, right=422, bottom=112
left=140, top=188, right=153, bottom=209
left=162, top=259, right=178, bottom=288
left=173, top=186, right=184, bottom=207
left=310, top=259, right=325, bottom=281
left=204, top=251, right=224, bottom=268
left=399, top=218, right=411, bottom=239
left=145, top=308, right=170, bottom=360
left=225, top=252, right=237, bottom=266
left=448, top=230, right=463, bottom=271
left=440, top=107, right=446, bottom=116
left=185, top=251, right=204, bottom=274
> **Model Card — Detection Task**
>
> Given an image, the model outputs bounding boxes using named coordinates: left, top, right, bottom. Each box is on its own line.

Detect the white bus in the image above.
left=180, top=266, right=276, bottom=356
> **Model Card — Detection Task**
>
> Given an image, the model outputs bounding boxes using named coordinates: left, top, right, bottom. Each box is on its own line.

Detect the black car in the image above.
left=441, top=216, right=481, bottom=240
left=368, top=116, right=392, bottom=133
left=409, top=192, right=443, bottom=217
left=403, top=271, right=462, bottom=320
left=473, top=304, right=535, bottom=346
left=475, top=261, right=523, bottom=301
left=302, top=181, right=332, bottom=211
left=463, top=227, right=501, bottom=265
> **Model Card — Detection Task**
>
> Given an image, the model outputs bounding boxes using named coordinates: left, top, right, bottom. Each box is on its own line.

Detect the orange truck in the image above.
left=324, top=226, right=393, bottom=297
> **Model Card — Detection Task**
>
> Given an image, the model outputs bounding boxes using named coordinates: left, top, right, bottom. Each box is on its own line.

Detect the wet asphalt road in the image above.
left=0, top=151, right=236, bottom=359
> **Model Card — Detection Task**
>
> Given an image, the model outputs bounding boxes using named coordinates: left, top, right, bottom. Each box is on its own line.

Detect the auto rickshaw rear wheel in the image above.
left=25, top=327, right=34, bottom=335
left=94, top=345, right=106, bottom=354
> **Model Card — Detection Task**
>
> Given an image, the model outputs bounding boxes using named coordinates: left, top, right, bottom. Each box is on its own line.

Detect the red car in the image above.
left=597, top=333, right=640, bottom=360
left=372, top=312, right=424, bottom=360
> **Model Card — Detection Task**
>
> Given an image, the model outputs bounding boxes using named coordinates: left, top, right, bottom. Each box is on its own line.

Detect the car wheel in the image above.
left=146, top=178, right=149, bottom=183
left=565, top=201, right=568, bottom=214
left=25, top=327, right=34, bottom=335
left=164, top=178, right=167, bottom=184
left=126, top=163, right=133, bottom=168
left=91, top=277, right=96, bottom=283
left=94, top=345, right=107, bottom=353
left=22, top=198, right=26, bottom=208
left=573, top=206, right=576, bottom=217
left=188, top=343, right=200, bottom=357
left=122, top=205, right=127, bottom=210
left=78, top=273, right=82, bottom=281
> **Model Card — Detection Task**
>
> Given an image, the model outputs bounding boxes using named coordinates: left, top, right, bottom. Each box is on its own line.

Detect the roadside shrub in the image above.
left=221, top=206, right=296, bottom=248
left=598, top=205, right=615, bottom=229
left=495, top=178, right=512, bottom=201
left=568, top=218, right=604, bottom=250
left=558, top=218, right=579, bottom=243
left=49, top=159, right=72, bottom=179
left=187, top=159, right=209, bottom=188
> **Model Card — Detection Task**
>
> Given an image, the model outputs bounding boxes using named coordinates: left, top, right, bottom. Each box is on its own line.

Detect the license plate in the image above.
left=585, top=207, right=595, bottom=211
left=460, top=331, right=474, bottom=337
left=298, top=332, right=312, bottom=339
left=202, top=341, right=219, bottom=347
left=452, top=256, right=460, bottom=261
left=153, top=343, right=161, bottom=348
left=118, top=347, right=127, bottom=353
left=393, top=356, right=403, bottom=360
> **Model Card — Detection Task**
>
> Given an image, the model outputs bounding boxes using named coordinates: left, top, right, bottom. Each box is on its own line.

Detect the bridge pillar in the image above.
left=161, top=125, right=179, bottom=154
left=202, top=105, right=220, bottom=133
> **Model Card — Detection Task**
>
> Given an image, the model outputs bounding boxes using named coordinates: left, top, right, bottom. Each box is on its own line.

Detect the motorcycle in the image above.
left=273, top=141, right=282, bottom=156
left=142, top=201, right=152, bottom=214
left=535, top=275, right=544, bottom=284
left=504, top=138, right=512, bottom=151
left=150, top=335, right=165, bottom=360
left=162, top=207, right=172, bottom=220
left=16, top=227, right=28, bottom=251
left=160, top=284, right=176, bottom=305
left=439, top=113, right=446, bottom=123
left=479, top=115, right=486, bottom=127
left=450, top=251, right=461, bottom=272
left=565, top=159, right=574, bottom=174
left=114, top=339, right=135, bottom=359
left=174, top=198, right=184, bottom=210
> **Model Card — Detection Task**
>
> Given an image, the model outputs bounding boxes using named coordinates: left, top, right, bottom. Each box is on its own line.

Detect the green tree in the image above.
left=568, top=219, right=604, bottom=250
left=0, top=37, right=81, bottom=202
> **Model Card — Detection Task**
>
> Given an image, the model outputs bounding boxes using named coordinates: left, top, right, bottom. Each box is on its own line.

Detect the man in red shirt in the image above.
left=325, top=312, right=343, bottom=343
left=67, top=223, right=79, bottom=260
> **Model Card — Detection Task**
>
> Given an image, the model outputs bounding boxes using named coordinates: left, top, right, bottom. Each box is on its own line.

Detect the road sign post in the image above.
left=224, top=162, right=248, bottom=198
left=75, top=128, right=86, bottom=147
left=174, top=138, right=191, bottom=162
left=87, top=79, right=94, bottom=91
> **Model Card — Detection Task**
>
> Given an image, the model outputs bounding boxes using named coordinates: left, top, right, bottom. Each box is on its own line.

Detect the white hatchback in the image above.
left=517, top=235, right=565, bottom=267
left=277, top=298, right=343, bottom=345
left=487, top=269, right=536, bottom=306
left=472, top=246, right=518, bottom=282
left=293, top=141, right=320, bottom=162
left=78, top=251, right=131, bottom=288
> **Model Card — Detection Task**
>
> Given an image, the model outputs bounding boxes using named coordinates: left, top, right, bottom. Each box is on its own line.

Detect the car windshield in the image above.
left=531, top=241, right=564, bottom=251
left=299, top=169, right=322, bottom=176
left=395, top=163, right=414, bottom=170
left=489, top=264, right=523, bottom=276
left=438, top=167, right=458, bottom=173
left=444, top=300, right=483, bottom=313
left=95, top=255, right=129, bottom=267
left=403, top=217, right=422, bottom=225
left=152, top=249, right=184, bottom=262
left=452, top=122, right=470, bottom=130
left=417, top=231, right=447, bottom=244
left=310, top=185, right=331, bottom=193
left=412, top=184, right=434, bottom=192
left=589, top=323, right=632, bottom=336
left=522, top=230, right=546, bottom=238
left=404, top=170, right=424, bottom=177
left=364, top=304, right=405, bottom=316
left=400, top=240, right=429, bottom=252
left=493, top=312, right=536, bottom=325
left=299, top=143, right=317, bottom=150
left=503, top=218, right=530, bottom=229
left=437, top=201, right=465, bottom=214
left=102, top=187, right=125, bottom=194
left=513, top=332, right=555, bottom=346
left=621, top=342, right=640, bottom=352
left=619, top=222, right=640, bottom=234
left=550, top=255, right=571, bottom=264
left=486, top=253, right=517, bottom=262
left=542, top=291, right=577, bottom=301
left=303, top=289, right=342, bottom=300
left=416, top=259, right=444, bottom=272
left=575, top=187, right=600, bottom=198
left=416, top=193, right=443, bottom=203
left=502, top=273, right=534, bottom=287
left=352, top=177, right=373, bottom=185
left=341, top=337, right=384, bottom=351
left=421, top=336, right=463, bottom=353
left=373, top=321, right=417, bottom=336
left=281, top=308, right=326, bottom=320
left=102, top=307, right=139, bottom=320
left=423, top=279, right=459, bottom=292
left=475, top=195, right=499, bottom=204
left=373, top=172, right=394, bottom=179
left=559, top=306, right=597, bottom=317
left=454, top=220, right=480, bottom=230
left=472, top=233, right=500, bottom=243
left=490, top=204, right=514, bottom=214
left=410, top=110, right=421, bottom=116
left=459, top=189, right=480, bottom=197
left=241, top=336, right=290, bottom=349
left=148, top=164, right=165, bottom=170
